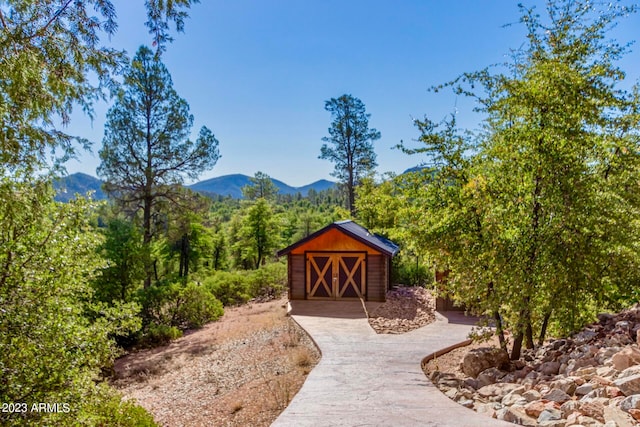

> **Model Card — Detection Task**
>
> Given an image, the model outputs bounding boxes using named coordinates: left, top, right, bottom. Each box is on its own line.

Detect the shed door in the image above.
left=306, top=252, right=366, bottom=299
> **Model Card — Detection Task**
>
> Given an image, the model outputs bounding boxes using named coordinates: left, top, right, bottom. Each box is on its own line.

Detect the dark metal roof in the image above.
left=277, top=220, right=399, bottom=257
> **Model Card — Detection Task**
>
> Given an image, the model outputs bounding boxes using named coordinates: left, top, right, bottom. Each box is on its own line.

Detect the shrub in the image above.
left=175, top=283, right=224, bottom=328
left=392, top=259, right=432, bottom=287
left=246, top=263, right=287, bottom=300
left=204, top=271, right=250, bottom=306
left=142, top=323, right=182, bottom=347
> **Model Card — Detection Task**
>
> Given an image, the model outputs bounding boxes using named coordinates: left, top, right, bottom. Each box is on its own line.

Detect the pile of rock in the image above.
left=430, top=306, right=640, bottom=426
left=368, top=286, right=435, bottom=334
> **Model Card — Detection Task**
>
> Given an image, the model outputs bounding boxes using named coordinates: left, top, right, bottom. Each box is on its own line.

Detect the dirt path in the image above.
left=112, top=297, right=320, bottom=427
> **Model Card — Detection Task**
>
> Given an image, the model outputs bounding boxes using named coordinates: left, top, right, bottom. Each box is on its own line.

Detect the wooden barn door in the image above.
left=306, top=252, right=366, bottom=299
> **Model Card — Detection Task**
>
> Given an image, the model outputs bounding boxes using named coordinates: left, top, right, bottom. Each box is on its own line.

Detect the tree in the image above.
left=0, top=179, right=145, bottom=426
left=0, top=0, right=200, bottom=175
left=98, top=45, right=220, bottom=288
left=242, top=171, right=279, bottom=200
left=320, top=94, right=380, bottom=215
left=236, top=198, right=280, bottom=269
left=400, top=0, right=640, bottom=359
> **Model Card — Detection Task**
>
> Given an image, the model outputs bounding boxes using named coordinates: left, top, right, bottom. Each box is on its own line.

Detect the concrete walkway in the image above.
left=271, top=301, right=513, bottom=427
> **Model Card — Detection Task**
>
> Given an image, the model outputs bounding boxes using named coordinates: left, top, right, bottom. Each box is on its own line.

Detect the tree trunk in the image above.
left=494, top=310, right=507, bottom=352
left=143, top=196, right=153, bottom=289
left=538, top=310, right=552, bottom=346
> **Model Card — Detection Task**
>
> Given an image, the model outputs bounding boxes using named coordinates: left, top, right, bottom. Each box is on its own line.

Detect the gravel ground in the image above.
left=113, top=287, right=437, bottom=426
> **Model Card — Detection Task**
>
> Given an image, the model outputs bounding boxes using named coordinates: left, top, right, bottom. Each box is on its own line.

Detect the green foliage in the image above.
left=397, top=0, right=640, bottom=358
left=392, top=258, right=431, bottom=287
left=204, top=264, right=287, bottom=306
left=98, top=45, right=220, bottom=287
left=0, top=0, right=200, bottom=174
left=234, top=198, right=280, bottom=269
left=244, top=262, right=287, bottom=300
left=320, top=94, right=381, bottom=214
left=94, top=218, right=146, bottom=303
left=176, top=282, right=224, bottom=328
left=0, top=178, right=143, bottom=425
left=242, top=171, right=279, bottom=200
left=204, top=272, right=251, bottom=306
left=142, top=323, right=183, bottom=347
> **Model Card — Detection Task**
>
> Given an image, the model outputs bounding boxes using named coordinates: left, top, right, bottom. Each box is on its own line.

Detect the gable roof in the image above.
left=277, top=220, right=399, bottom=257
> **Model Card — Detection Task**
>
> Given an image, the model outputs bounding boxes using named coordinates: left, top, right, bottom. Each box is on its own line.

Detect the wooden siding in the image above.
left=366, top=255, right=387, bottom=302
left=289, top=228, right=381, bottom=255
left=289, top=254, right=306, bottom=300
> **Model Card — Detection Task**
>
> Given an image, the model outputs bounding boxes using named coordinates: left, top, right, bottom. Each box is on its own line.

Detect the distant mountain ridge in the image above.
left=54, top=173, right=336, bottom=201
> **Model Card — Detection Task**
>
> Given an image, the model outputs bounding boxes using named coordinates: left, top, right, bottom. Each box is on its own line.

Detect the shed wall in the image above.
left=289, top=254, right=305, bottom=300
left=366, top=255, right=388, bottom=302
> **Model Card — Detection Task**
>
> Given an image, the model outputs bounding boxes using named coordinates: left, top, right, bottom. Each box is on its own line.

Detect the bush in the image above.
left=142, top=323, right=182, bottom=347
left=175, top=282, right=224, bottom=328
left=204, top=272, right=250, bottom=306
left=245, top=262, right=287, bottom=300
left=392, top=259, right=432, bottom=287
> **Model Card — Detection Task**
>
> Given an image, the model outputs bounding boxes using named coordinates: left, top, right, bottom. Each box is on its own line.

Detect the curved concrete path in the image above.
left=272, top=301, right=513, bottom=427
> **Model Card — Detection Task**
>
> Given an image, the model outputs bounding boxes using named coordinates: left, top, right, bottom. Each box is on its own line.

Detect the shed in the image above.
left=277, top=220, right=399, bottom=302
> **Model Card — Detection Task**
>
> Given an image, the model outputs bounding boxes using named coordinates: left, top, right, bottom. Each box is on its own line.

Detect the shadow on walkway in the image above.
left=288, top=300, right=381, bottom=319
left=438, top=310, right=481, bottom=326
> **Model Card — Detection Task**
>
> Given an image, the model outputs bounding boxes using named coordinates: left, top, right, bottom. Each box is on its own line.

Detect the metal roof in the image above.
left=277, top=220, right=399, bottom=257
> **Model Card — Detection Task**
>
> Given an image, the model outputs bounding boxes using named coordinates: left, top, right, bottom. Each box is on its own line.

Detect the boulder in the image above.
left=619, top=394, right=640, bottom=412
left=603, top=405, right=636, bottom=427
left=614, top=373, right=640, bottom=396
left=524, top=400, right=548, bottom=418
left=611, top=347, right=640, bottom=371
left=477, top=367, right=506, bottom=387
left=460, top=347, right=509, bottom=378
left=543, top=388, right=572, bottom=404
left=500, top=406, right=538, bottom=426
left=550, top=377, right=577, bottom=395
left=539, top=361, right=561, bottom=376
left=522, top=389, right=542, bottom=402
left=619, top=365, right=640, bottom=379
left=537, top=408, right=563, bottom=423
left=579, top=400, right=605, bottom=422
left=560, top=400, right=581, bottom=418
left=575, top=383, right=594, bottom=396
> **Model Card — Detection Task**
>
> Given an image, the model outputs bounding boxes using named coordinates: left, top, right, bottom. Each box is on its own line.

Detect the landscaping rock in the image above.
left=500, top=406, right=538, bottom=426
left=543, top=388, right=572, bottom=404
left=614, top=373, right=640, bottom=396
left=611, top=347, right=640, bottom=371
left=603, top=405, right=636, bottom=427
left=619, top=394, right=640, bottom=412
left=460, top=346, right=510, bottom=378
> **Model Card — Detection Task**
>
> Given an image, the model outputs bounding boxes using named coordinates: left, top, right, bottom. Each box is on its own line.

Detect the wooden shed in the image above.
left=277, top=220, right=399, bottom=302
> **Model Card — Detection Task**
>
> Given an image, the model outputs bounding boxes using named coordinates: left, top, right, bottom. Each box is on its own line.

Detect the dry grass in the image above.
left=113, top=297, right=320, bottom=427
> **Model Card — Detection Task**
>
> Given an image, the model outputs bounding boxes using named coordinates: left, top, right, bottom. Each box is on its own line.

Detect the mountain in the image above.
left=54, top=172, right=106, bottom=202
left=54, top=173, right=337, bottom=201
left=189, top=174, right=336, bottom=198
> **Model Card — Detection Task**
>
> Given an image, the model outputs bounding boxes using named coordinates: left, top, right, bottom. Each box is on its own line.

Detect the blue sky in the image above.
left=64, top=1, right=640, bottom=187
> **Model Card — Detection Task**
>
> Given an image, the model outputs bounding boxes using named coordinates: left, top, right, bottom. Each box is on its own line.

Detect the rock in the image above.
left=614, top=373, right=640, bottom=396
left=462, top=377, right=479, bottom=390
left=460, top=347, right=510, bottom=378
left=619, top=365, right=640, bottom=379
left=628, top=408, right=640, bottom=422
left=524, top=400, right=548, bottom=418
left=540, top=361, right=561, bottom=376
left=538, top=408, right=563, bottom=423
left=611, top=347, right=640, bottom=371
left=576, top=415, right=603, bottom=427
left=523, top=389, right=542, bottom=402
left=477, top=383, right=521, bottom=400
left=477, top=367, right=506, bottom=387
left=603, top=405, right=636, bottom=427
left=560, top=400, right=581, bottom=418
left=575, top=383, right=594, bottom=396
left=500, top=406, right=538, bottom=426
left=574, top=367, right=598, bottom=379
left=458, top=399, right=475, bottom=409
left=543, top=388, right=572, bottom=404
left=551, top=377, right=577, bottom=395
left=538, top=420, right=567, bottom=427
left=502, top=389, right=527, bottom=407
left=637, top=329, right=640, bottom=345
left=619, top=395, right=640, bottom=412
left=579, top=400, right=605, bottom=423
